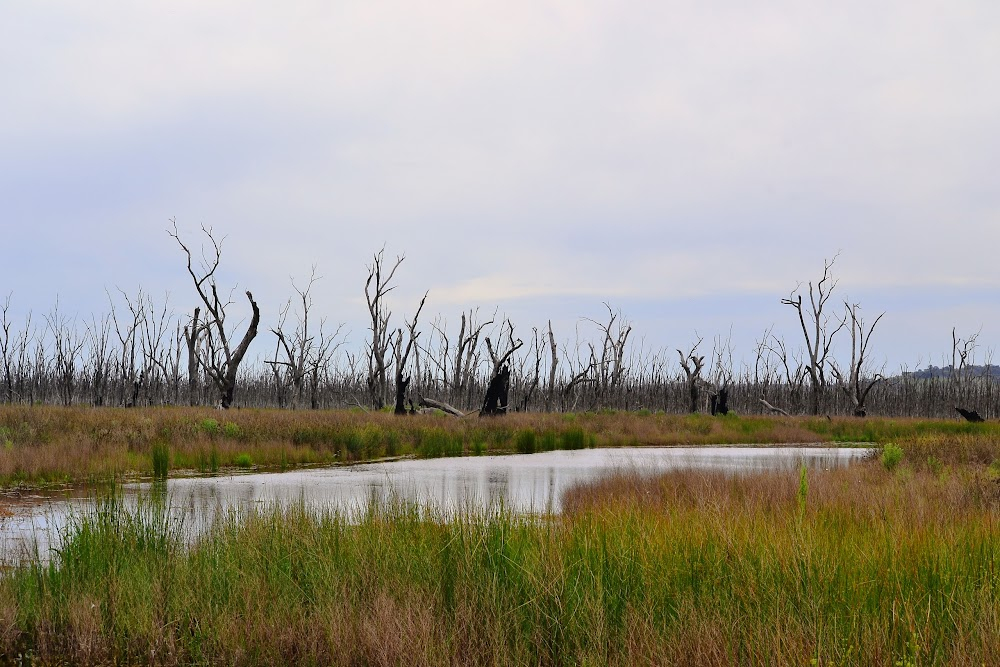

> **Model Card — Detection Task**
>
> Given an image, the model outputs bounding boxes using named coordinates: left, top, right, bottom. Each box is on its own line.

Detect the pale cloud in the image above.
left=1, top=0, right=998, bottom=368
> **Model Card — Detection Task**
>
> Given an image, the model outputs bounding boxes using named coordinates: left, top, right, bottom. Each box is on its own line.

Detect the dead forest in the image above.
left=2, top=229, right=996, bottom=420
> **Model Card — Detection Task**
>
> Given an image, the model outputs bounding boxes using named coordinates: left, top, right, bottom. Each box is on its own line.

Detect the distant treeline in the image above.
left=1, top=236, right=994, bottom=419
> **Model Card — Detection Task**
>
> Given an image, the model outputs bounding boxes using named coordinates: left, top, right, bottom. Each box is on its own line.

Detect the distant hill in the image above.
left=903, top=365, right=1000, bottom=380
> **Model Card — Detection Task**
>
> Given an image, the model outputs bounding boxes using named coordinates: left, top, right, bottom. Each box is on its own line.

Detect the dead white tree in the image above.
left=545, top=320, right=558, bottom=410
left=830, top=302, right=885, bottom=416
left=364, top=248, right=404, bottom=410
left=454, top=309, right=493, bottom=403
left=266, top=268, right=331, bottom=409
left=781, top=256, right=846, bottom=415
left=85, top=313, right=113, bottom=406
left=0, top=294, right=15, bottom=403
left=182, top=307, right=202, bottom=406
left=168, top=220, right=260, bottom=409
left=45, top=299, right=85, bottom=407
left=677, top=336, right=705, bottom=413
left=585, top=303, right=632, bottom=407
left=108, top=288, right=145, bottom=407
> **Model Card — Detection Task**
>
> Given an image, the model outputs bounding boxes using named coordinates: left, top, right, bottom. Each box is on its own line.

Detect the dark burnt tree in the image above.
left=391, top=291, right=427, bottom=415
left=481, top=320, right=523, bottom=416
left=168, top=221, right=260, bottom=409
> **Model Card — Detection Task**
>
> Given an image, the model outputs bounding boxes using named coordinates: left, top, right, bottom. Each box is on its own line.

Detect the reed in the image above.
left=2, top=405, right=1000, bottom=489
left=2, top=457, right=999, bottom=665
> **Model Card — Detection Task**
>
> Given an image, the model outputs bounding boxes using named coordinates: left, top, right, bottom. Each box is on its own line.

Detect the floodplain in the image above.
left=0, top=407, right=998, bottom=665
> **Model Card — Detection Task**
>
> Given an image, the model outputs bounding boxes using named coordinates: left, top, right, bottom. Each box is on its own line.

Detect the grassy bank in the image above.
left=2, top=458, right=999, bottom=665
left=1, top=405, right=999, bottom=488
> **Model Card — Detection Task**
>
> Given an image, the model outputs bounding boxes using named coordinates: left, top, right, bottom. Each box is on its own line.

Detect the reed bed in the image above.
left=2, top=405, right=1000, bottom=489
left=2, top=458, right=999, bottom=665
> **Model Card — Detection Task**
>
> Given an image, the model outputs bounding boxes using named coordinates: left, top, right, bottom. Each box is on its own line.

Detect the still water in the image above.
left=0, top=446, right=869, bottom=562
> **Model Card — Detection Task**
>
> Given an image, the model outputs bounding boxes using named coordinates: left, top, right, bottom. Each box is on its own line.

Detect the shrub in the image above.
left=200, top=418, right=220, bottom=436
left=882, top=443, right=904, bottom=471
left=234, top=453, right=253, bottom=468
left=222, top=422, right=241, bottom=439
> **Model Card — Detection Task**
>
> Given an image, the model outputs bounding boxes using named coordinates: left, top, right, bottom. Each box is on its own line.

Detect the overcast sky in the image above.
left=2, top=1, right=998, bottom=371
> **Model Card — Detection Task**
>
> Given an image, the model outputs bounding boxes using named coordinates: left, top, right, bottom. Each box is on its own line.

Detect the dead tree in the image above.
left=45, top=299, right=85, bottom=407
left=781, top=256, right=846, bottom=415
left=518, top=327, right=544, bottom=411
left=545, top=320, right=558, bottom=410
left=0, top=294, right=14, bottom=403
left=453, top=309, right=493, bottom=404
left=85, top=314, right=113, bottom=406
left=183, top=307, right=202, bottom=406
left=560, top=325, right=598, bottom=411
left=139, top=292, right=174, bottom=405
left=391, top=291, right=427, bottom=415
left=586, top=303, right=632, bottom=408
left=364, top=248, right=404, bottom=409
left=109, top=288, right=144, bottom=406
left=677, top=337, right=705, bottom=413
left=167, top=320, right=184, bottom=405
left=480, top=320, right=523, bottom=415
left=266, top=269, right=338, bottom=409
left=830, top=302, right=885, bottom=417
left=168, top=221, right=260, bottom=409
left=708, top=333, right=733, bottom=416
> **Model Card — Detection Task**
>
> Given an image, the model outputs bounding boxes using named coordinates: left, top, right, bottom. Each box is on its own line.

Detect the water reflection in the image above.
left=0, top=446, right=869, bottom=562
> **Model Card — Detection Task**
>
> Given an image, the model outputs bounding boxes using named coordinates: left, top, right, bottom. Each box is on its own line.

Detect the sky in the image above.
left=2, top=1, right=999, bottom=373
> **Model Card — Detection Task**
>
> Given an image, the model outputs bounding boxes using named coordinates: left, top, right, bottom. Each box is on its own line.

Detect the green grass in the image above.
left=3, top=460, right=1000, bottom=665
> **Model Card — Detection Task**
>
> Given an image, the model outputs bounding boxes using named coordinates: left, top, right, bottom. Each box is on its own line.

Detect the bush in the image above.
left=234, top=453, right=253, bottom=468
left=200, top=419, right=220, bottom=436
left=882, top=443, right=904, bottom=471
left=222, top=422, right=241, bottom=439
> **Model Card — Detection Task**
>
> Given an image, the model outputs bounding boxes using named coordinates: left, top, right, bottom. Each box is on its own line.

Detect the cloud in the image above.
left=1, top=0, right=998, bottom=369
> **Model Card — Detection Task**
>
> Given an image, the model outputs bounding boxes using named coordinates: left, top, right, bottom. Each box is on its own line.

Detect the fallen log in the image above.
left=955, top=407, right=985, bottom=422
left=418, top=395, right=465, bottom=417
left=759, top=398, right=791, bottom=416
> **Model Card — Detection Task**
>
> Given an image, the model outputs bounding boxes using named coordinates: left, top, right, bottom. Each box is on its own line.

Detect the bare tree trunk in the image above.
left=184, top=307, right=201, bottom=406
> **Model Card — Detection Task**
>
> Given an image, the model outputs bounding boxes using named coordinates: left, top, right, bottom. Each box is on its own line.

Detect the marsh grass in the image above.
left=151, top=442, right=169, bottom=480
left=3, top=459, right=1000, bottom=665
left=0, top=405, right=998, bottom=489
